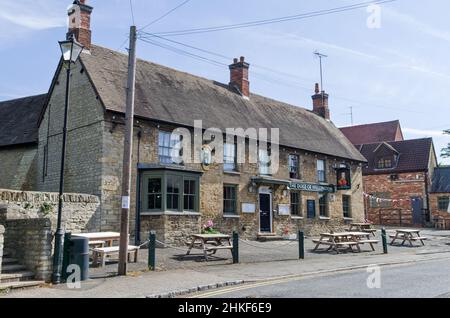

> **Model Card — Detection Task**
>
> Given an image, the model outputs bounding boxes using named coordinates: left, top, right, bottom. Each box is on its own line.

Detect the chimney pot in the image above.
left=315, top=83, right=320, bottom=94
left=240, top=56, right=245, bottom=62
left=233, top=58, right=238, bottom=64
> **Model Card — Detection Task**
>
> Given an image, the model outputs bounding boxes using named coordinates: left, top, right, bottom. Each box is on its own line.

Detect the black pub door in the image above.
left=259, top=193, right=272, bottom=233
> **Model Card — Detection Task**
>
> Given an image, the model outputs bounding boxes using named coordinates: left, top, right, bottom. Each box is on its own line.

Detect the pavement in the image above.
left=2, top=227, right=450, bottom=298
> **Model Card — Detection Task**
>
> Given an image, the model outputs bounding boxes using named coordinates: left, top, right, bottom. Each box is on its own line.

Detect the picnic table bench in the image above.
left=92, top=245, right=140, bottom=267
left=185, top=234, right=233, bottom=261
left=73, top=232, right=121, bottom=247
left=313, top=232, right=379, bottom=254
left=390, top=229, right=427, bottom=246
left=346, top=223, right=377, bottom=236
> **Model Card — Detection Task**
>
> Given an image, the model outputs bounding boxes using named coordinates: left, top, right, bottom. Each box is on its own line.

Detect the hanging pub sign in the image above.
left=336, top=167, right=351, bottom=190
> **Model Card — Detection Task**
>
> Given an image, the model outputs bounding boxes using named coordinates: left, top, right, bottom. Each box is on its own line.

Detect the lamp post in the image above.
left=52, top=36, right=84, bottom=284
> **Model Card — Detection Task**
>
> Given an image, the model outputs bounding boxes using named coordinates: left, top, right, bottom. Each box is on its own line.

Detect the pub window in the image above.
left=377, top=157, right=393, bottom=169
left=369, top=192, right=392, bottom=208
left=224, top=143, right=237, bottom=172
left=317, top=159, right=326, bottom=183
left=158, top=130, right=182, bottom=164
left=259, top=148, right=271, bottom=176
left=438, top=196, right=450, bottom=211
left=183, top=179, right=197, bottom=211
left=142, top=172, right=200, bottom=213
left=166, top=175, right=182, bottom=211
left=319, top=193, right=329, bottom=217
left=343, top=195, right=351, bottom=218
left=290, top=192, right=301, bottom=216
left=223, top=185, right=238, bottom=215
left=147, top=178, right=162, bottom=210
left=289, top=155, right=300, bottom=179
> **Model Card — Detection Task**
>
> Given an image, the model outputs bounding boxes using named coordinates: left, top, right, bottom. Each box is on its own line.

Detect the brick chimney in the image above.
left=67, top=0, right=93, bottom=50
left=312, top=83, right=330, bottom=120
left=229, top=56, right=250, bottom=98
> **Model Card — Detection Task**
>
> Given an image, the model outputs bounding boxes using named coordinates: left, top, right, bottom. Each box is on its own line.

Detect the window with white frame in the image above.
left=158, top=130, right=182, bottom=164
left=259, top=148, right=270, bottom=175
left=317, top=159, right=326, bottom=182
left=224, top=143, right=237, bottom=172
left=289, top=155, right=300, bottom=179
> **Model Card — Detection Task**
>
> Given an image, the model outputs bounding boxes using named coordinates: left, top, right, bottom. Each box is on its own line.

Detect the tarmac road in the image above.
left=189, top=258, right=450, bottom=298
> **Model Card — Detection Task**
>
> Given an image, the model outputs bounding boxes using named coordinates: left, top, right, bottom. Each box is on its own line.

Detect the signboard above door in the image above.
left=289, top=182, right=335, bottom=193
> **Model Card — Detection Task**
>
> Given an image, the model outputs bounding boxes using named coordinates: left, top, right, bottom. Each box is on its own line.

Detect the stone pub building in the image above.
left=2, top=1, right=367, bottom=245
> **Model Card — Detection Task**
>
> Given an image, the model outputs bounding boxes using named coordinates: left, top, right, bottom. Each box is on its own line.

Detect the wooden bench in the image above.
left=358, top=239, right=379, bottom=251
left=312, top=240, right=334, bottom=245
left=92, top=245, right=140, bottom=267
left=88, top=240, right=106, bottom=248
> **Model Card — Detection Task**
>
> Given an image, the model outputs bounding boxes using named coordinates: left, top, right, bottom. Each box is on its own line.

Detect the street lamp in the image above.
left=52, top=36, right=84, bottom=284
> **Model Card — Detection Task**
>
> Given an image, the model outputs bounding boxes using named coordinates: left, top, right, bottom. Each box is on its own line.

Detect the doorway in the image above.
left=259, top=192, right=272, bottom=233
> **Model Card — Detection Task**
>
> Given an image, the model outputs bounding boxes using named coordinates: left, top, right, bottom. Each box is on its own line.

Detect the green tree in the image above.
left=443, top=129, right=450, bottom=158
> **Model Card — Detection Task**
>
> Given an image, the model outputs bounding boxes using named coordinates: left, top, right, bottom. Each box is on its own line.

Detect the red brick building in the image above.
left=341, top=121, right=438, bottom=227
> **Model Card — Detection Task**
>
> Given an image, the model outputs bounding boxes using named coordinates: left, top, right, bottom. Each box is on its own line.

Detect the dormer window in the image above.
left=377, top=157, right=393, bottom=169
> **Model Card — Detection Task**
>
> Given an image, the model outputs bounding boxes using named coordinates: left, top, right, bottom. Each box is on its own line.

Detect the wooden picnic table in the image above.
left=73, top=232, right=121, bottom=247
left=313, top=232, right=361, bottom=254
left=347, top=223, right=377, bottom=236
left=313, top=232, right=379, bottom=254
left=185, top=234, right=233, bottom=261
left=390, top=229, right=427, bottom=246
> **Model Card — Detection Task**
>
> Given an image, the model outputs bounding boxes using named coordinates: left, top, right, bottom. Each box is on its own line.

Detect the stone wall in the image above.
left=0, top=224, right=4, bottom=275
left=3, top=219, right=52, bottom=281
left=0, top=189, right=100, bottom=281
left=0, top=146, right=38, bottom=191
left=364, top=172, right=428, bottom=226
left=0, top=189, right=101, bottom=233
left=141, top=214, right=202, bottom=246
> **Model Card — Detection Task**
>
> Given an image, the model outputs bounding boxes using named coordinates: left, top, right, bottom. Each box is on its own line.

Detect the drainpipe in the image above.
left=135, top=130, right=142, bottom=245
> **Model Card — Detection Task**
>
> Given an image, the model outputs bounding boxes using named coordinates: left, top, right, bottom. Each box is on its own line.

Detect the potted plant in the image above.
left=202, top=220, right=220, bottom=234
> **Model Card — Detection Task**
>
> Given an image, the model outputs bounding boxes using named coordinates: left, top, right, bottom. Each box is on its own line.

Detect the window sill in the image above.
left=343, top=217, right=353, bottom=221
left=223, top=214, right=240, bottom=219
left=224, top=170, right=241, bottom=176
left=141, top=211, right=201, bottom=216
left=319, top=216, right=331, bottom=221
left=291, top=216, right=304, bottom=220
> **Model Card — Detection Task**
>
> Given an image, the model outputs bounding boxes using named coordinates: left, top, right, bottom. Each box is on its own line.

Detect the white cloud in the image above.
left=384, top=7, right=450, bottom=43
left=247, top=29, right=380, bottom=61
left=403, top=128, right=447, bottom=137
left=0, top=0, right=66, bottom=30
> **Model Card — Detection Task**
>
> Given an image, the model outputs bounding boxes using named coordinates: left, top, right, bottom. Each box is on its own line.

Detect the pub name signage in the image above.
left=289, top=182, right=335, bottom=193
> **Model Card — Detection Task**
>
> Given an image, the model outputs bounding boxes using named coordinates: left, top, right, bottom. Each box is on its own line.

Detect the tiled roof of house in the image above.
left=0, top=94, right=47, bottom=147
left=340, top=120, right=403, bottom=145
left=72, top=45, right=366, bottom=162
left=431, top=167, right=450, bottom=193
left=358, top=138, right=434, bottom=174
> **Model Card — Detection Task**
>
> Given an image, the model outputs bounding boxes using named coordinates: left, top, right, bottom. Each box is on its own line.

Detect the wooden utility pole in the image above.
left=118, top=25, right=137, bottom=276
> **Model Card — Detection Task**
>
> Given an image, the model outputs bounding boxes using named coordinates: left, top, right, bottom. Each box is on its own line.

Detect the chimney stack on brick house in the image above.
left=229, top=56, right=250, bottom=98
left=67, top=0, right=93, bottom=50
left=312, top=83, right=330, bottom=120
